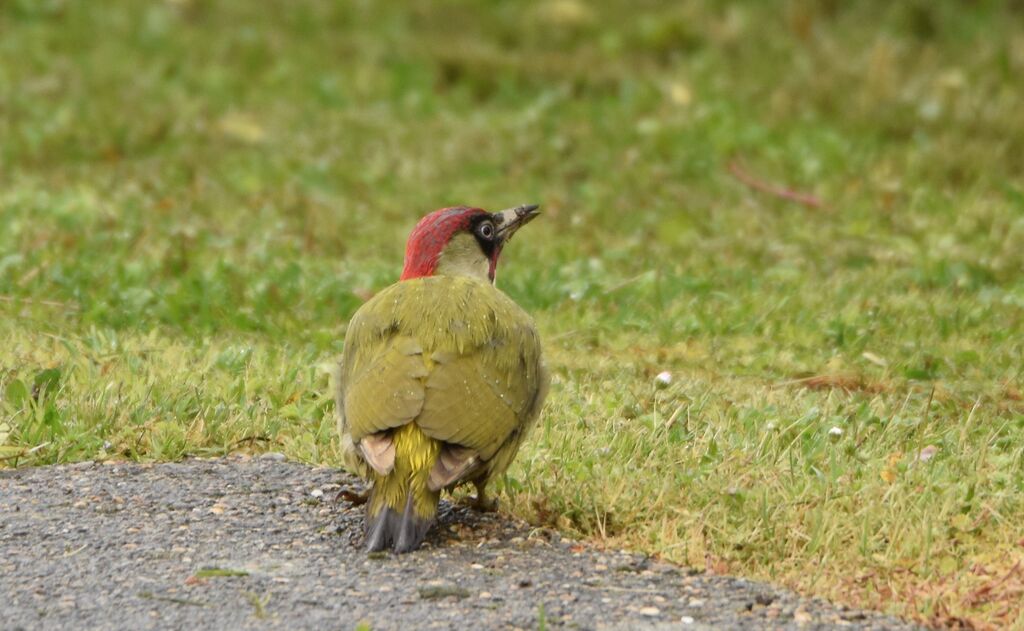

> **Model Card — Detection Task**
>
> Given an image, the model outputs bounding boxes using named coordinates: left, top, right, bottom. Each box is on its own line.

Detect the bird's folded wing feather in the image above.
left=343, top=334, right=428, bottom=441
left=416, top=344, right=539, bottom=461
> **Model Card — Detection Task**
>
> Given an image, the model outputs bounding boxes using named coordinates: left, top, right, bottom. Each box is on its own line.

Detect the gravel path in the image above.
left=1, top=457, right=922, bottom=631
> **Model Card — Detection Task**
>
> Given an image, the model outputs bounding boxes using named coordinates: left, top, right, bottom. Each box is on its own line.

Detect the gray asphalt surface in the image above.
left=0, top=456, right=923, bottom=630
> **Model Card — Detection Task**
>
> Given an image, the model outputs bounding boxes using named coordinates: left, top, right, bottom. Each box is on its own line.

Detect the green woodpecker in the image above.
left=336, top=204, right=549, bottom=553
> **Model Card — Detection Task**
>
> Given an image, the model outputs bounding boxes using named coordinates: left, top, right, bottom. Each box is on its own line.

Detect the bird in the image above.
left=336, top=204, right=549, bottom=553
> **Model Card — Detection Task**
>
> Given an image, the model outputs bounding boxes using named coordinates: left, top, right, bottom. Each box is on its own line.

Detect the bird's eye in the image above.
left=478, top=222, right=495, bottom=239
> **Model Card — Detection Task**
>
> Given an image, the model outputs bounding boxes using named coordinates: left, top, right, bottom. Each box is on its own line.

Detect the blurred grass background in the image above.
left=1, top=0, right=1023, bottom=627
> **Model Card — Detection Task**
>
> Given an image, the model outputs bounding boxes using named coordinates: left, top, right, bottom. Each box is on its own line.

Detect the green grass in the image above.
left=2, top=1, right=1023, bottom=627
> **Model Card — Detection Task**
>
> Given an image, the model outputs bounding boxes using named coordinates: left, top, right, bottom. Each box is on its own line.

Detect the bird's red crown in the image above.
left=400, top=206, right=488, bottom=280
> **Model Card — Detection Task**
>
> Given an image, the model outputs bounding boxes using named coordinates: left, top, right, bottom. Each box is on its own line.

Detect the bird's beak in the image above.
left=492, top=203, right=540, bottom=242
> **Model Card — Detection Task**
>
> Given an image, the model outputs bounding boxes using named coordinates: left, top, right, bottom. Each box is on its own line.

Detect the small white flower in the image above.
left=828, top=426, right=843, bottom=437
left=655, top=371, right=672, bottom=386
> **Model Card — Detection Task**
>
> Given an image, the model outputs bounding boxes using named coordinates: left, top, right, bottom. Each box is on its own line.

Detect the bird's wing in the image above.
left=415, top=281, right=546, bottom=488
left=471, top=355, right=549, bottom=488
left=416, top=336, right=541, bottom=460
left=343, top=334, right=428, bottom=440
left=338, top=289, right=430, bottom=474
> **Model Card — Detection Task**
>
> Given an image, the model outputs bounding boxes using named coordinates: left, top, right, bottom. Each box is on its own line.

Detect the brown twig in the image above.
left=773, top=374, right=885, bottom=394
left=0, top=450, right=26, bottom=463
left=0, top=441, right=49, bottom=463
left=966, top=560, right=1022, bottom=606
left=228, top=435, right=272, bottom=450
left=727, top=159, right=825, bottom=209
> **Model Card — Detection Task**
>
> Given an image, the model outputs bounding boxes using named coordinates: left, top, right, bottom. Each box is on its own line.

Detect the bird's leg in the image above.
left=471, top=481, right=498, bottom=512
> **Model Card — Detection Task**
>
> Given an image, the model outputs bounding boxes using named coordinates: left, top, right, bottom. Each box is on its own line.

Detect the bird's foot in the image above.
left=471, top=494, right=499, bottom=512
left=335, top=486, right=369, bottom=506
left=456, top=493, right=497, bottom=512
left=470, top=483, right=498, bottom=513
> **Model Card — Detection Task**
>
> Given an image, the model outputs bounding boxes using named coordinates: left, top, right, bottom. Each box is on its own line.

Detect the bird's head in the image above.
left=400, top=204, right=540, bottom=283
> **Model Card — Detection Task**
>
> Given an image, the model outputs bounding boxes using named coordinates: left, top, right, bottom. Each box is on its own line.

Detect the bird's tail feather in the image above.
left=364, top=492, right=434, bottom=553
left=364, top=424, right=440, bottom=553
